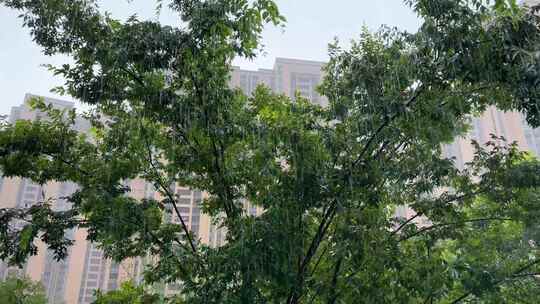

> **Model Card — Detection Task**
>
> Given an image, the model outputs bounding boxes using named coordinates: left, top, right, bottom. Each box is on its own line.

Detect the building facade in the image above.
left=231, top=57, right=328, bottom=106
left=443, top=108, right=535, bottom=170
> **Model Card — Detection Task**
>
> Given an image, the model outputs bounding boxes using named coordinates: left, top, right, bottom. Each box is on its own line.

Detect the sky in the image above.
left=0, top=0, right=420, bottom=116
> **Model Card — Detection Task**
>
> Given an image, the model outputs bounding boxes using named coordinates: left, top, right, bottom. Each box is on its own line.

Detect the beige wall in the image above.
left=64, top=229, right=88, bottom=304
left=0, top=178, right=22, bottom=208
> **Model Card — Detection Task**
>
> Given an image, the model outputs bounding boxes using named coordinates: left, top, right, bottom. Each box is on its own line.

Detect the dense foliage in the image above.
left=94, top=281, right=163, bottom=304
left=1, top=0, right=540, bottom=303
left=0, top=275, right=48, bottom=304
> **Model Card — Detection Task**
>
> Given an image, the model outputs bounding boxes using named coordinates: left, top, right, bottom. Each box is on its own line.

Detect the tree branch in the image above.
left=391, top=188, right=489, bottom=237
left=142, top=130, right=198, bottom=254
left=327, top=257, right=343, bottom=304
left=450, top=259, right=540, bottom=304
left=399, top=217, right=515, bottom=242
left=391, top=212, right=423, bottom=236
left=287, top=199, right=339, bottom=304
left=352, top=85, right=424, bottom=167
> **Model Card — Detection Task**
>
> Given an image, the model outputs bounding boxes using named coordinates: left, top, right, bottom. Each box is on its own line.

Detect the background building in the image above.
left=0, top=95, right=144, bottom=304
left=443, top=108, right=536, bottom=170
left=231, top=57, right=328, bottom=106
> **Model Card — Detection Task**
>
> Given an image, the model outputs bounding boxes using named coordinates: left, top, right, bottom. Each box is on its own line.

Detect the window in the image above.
left=86, top=281, right=97, bottom=287
left=26, top=185, right=38, bottom=192
left=179, top=198, right=191, bottom=206
left=177, top=189, right=192, bottom=196
left=89, top=266, right=100, bottom=272
left=23, top=193, right=36, bottom=200
left=168, top=282, right=182, bottom=290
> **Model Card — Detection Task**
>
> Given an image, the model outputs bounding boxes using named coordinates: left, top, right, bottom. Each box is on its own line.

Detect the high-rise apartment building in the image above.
left=231, top=58, right=539, bottom=164
left=0, top=94, right=143, bottom=304
left=0, top=92, right=259, bottom=302
left=442, top=0, right=540, bottom=163
left=443, top=107, right=535, bottom=170
left=231, top=57, right=328, bottom=106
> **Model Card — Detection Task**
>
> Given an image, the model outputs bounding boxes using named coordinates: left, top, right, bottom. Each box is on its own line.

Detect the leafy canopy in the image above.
left=0, top=0, right=540, bottom=303
left=0, top=275, right=48, bottom=304
left=94, top=281, right=164, bottom=304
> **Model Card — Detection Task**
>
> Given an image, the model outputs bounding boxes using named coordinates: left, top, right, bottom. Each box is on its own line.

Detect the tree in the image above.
left=0, top=0, right=540, bottom=303
left=93, top=281, right=163, bottom=304
left=0, top=275, right=48, bottom=304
